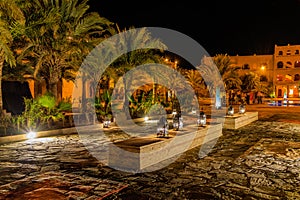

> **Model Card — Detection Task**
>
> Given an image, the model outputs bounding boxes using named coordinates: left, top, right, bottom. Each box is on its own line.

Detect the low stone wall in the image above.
left=223, top=112, right=258, bottom=129
left=0, top=124, right=103, bottom=145
left=108, top=123, right=223, bottom=172
left=0, top=127, right=77, bottom=145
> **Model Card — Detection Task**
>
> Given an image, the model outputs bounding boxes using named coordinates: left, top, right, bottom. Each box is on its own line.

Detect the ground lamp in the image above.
left=239, top=103, right=246, bottom=114
left=103, top=116, right=111, bottom=128
left=227, top=105, right=234, bottom=116
left=197, top=109, right=206, bottom=127
left=157, top=116, right=169, bottom=137
left=283, top=97, right=288, bottom=106
left=26, top=131, right=37, bottom=139
left=172, top=109, right=177, bottom=116
left=144, top=116, right=149, bottom=121
left=173, top=113, right=183, bottom=131
left=191, top=107, right=197, bottom=115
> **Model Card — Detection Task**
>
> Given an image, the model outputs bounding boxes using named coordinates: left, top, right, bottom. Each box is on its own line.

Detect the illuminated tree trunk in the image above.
left=0, top=59, right=3, bottom=115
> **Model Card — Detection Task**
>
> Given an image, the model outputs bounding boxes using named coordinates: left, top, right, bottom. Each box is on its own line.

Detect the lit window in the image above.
left=285, top=74, right=293, bottom=81
left=295, top=61, right=300, bottom=68
left=277, top=74, right=283, bottom=81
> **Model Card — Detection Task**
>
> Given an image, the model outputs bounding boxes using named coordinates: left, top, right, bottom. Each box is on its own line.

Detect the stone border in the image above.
left=0, top=127, right=77, bottom=144
left=223, top=112, right=258, bottom=129
left=108, top=123, right=223, bottom=172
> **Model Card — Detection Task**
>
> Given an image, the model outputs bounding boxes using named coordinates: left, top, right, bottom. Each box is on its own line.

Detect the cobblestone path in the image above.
left=0, top=106, right=300, bottom=199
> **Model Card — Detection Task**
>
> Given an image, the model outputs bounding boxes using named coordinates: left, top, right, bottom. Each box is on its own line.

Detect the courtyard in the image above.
left=0, top=104, right=299, bottom=199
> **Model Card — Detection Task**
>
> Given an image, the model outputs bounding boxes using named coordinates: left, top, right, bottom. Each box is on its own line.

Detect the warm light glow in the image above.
left=285, top=74, right=292, bottom=81
left=239, top=104, right=246, bottom=114
left=289, top=89, right=293, bottom=95
left=26, top=131, right=37, bottom=139
left=197, top=114, right=206, bottom=126
left=144, top=116, right=149, bottom=121
left=228, top=107, right=234, bottom=116
left=261, top=65, right=265, bottom=70
left=66, top=36, right=73, bottom=41
left=165, top=58, right=168, bottom=62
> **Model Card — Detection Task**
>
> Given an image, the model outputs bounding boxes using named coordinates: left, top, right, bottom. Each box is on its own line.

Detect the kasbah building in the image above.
left=230, top=43, right=300, bottom=99
left=26, top=43, right=300, bottom=105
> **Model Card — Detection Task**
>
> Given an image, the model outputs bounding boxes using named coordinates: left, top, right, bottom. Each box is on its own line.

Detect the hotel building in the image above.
left=230, top=44, right=300, bottom=98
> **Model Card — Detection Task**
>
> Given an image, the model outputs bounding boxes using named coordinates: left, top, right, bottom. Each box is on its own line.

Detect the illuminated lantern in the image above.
left=228, top=105, right=234, bottom=116
left=173, top=113, right=183, bottom=131
left=191, top=107, right=196, bottom=115
left=103, top=116, right=111, bottom=128
left=239, top=103, right=246, bottom=114
left=157, top=116, right=169, bottom=137
left=197, top=109, right=206, bottom=126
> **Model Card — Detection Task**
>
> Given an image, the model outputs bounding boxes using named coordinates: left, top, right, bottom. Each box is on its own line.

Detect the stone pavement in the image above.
left=0, top=105, right=300, bottom=199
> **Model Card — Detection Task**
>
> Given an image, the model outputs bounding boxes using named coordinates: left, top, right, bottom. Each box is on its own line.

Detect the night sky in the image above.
left=88, top=0, right=300, bottom=57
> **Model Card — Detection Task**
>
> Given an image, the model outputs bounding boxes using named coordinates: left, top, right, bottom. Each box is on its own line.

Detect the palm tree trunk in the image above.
left=48, top=70, right=60, bottom=101
left=152, top=83, right=156, bottom=103
left=82, top=77, right=87, bottom=112
left=49, top=82, right=58, bottom=100
left=0, top=59, right=3, bottom=115
left=57, top=78, right=62, bottom=102
left=122, top=78, right=131, bottom=119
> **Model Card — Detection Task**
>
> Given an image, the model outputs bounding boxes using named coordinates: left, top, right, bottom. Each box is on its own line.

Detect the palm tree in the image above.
left=78, top=25, right=167, bottom=119
left=19, top=0, right=113, bottom=101
left=212, top=54, right=242, bottom=92
left=184, top=69, right=207, bottom=97
left=240, top=72, right=260, bottom=93
left=196, top=56, right=223, bottom=96
left=197, top=54, right=242, bottom=106
left=109, top=26, right=168, bottom=116
left=0, top=0, right=25, bottom=114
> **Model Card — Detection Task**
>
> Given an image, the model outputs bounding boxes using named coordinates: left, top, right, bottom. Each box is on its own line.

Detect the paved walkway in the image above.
left=0, top=104, right=300, bottom=199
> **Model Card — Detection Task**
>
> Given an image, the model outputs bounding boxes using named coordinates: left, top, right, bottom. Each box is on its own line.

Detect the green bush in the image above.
left=11, top=93, right=72, bottom=133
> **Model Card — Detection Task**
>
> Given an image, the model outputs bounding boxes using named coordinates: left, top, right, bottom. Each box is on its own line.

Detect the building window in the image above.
left=260, top=75, right=268, bottom=82
left=285, top=74, right=293, bottom=81
left=295, top=61, right=300, bottom=68
left=287, top=50, right=291, bottom=55
left=295, top=74, right=300, bottom=81
left=242, top=64, right=250, bottom=69
left=286, top=61, right=292, bottom=68
left=278, top=51, right=283, bottom=56
left=278, top=89, right=283, bottom=97
left=296, top=50, right=299, bottom=55
left=277, top=61, right=284, bottom=68
left=277, top=74, right=283, bottom=81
